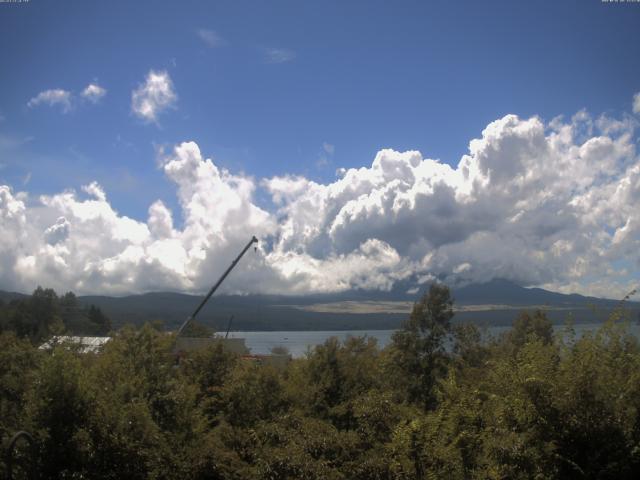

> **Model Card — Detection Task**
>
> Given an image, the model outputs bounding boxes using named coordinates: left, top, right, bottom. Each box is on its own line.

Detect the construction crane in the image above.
left=177, top=235, right=258, bottom=336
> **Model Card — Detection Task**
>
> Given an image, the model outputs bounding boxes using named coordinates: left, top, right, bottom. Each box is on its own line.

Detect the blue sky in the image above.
left=1, top=0, right=640, bottom=297
left=2, top=0, right=638, bottom=217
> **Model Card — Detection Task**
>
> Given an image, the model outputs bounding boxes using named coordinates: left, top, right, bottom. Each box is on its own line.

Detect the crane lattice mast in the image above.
left=177, top=235, right=258, bottom=336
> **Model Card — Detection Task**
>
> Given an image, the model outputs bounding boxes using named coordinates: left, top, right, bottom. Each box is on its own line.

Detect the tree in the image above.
left=292, top=336, right=382, bottom=429
left=87, top=305, right=112, bottom=335
left=387, top=283, right=454, bottom=410
left=219, top=363, right=289, bottom=428
left=23, top=344, right=90, bottom=478
left=180, top=320, right=214, bottom=338
left=30, top=287, right=62, bottom=336
left=1, top=287, right=64, bottom=341
left=179, top=341, right=238, bottom=419
left=270, top=345, right=289, bottom=355
left=507, top=309, right=554, bottom=351
left=0, top=332, right=39, bottom=455
left=60, top=291, right=78, bottom=308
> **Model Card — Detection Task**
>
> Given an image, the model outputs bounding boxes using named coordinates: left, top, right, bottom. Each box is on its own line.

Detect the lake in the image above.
left=229, top=322, right=640, bottom=358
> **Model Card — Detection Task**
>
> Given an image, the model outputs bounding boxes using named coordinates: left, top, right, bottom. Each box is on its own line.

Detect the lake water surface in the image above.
left=229, top=322, right=640, bottom=358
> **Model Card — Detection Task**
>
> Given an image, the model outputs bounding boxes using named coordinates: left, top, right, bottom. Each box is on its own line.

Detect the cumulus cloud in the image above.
left=27, top=89, right=72, bottom=113
left=264, top=47, right=295, bottom=64
left=131, top=70, right=177, bottom=123
left=81, top=83, right=107, bottom=103
left=1, top=108, right=640, bottom=298
left=196, top=28, right=225, bottom=48
left=634, top=92, right=640, bottom=115
left=262, top=111, right=640, bottom=298
left=44, top=217, right=70, bottom=245
left=28, top=83, right=107, bottom=112
left=82, top=181, right=107, bottom=201
left=0, top=143, right=276, bottom=295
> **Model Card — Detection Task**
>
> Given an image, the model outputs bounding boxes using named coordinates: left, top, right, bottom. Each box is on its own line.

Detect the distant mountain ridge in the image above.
left=452, top=279, right=622, bottom=306
left=2, top=279, right=637, bottom=331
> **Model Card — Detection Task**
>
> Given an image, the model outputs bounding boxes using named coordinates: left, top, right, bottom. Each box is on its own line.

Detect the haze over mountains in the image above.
left=2, top=280, right=636, bottom=331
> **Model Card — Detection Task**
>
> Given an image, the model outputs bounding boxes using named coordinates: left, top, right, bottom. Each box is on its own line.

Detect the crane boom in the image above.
left=177, top=235, right=258, bottom=336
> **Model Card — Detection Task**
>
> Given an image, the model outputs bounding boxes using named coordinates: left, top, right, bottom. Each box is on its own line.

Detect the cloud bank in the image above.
left=1, top=109, right=639, bottom=298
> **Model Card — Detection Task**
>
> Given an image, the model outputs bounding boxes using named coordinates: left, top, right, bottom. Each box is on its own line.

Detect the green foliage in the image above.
left=387, top=283, right=454, bottom=410
left=181, top=320, right=215, bottom=338
left=0, top=287, right=64, bottom=341
left=87, top=305, right=112, bottom=334
left=0, top=287, right=112, bottom=340
left=270, top=345, right=289, bottom=355
left=179, top=341, right=238, bottom=412
left=292, top=335, right=383, bottom=429
left=3, top=284, right=640, bottom=479
left=0, top=332, right=39, bottom=444
left=507, top=309, right=554, bottom=350
left=219, top=364, right=289, bottom=428
left=23, top=344, right=91, bottom=478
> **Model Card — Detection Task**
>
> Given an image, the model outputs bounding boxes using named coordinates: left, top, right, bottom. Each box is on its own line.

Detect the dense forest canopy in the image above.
left=0, top=287, right=111, bottom=341
left=1, top=284, right=640, bottom=479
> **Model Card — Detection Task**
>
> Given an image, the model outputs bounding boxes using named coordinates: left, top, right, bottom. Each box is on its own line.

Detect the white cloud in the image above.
left=316, top=142, right=335, bottom=169
left=196, top=28, right=225, bottom=48
left=81, top=83, right=107, bottom=103
left=264, top=47, right=295, bottom=64
left=28, top=83, right=107, bottom=112
left=262, top=111, right=640, bottom=298
left=27, top=89, right=72, bottom=113
left=1, top=108, right=640, bottom=298
left=634, top=92, right=640, bottom=115
left=131, top=70, right=177, bottom=123
left=0, top=143, right=276, bottom=295
left=323, top=142, right=335, bottom=155
left=453, top=262, right=471, bottom=274
left=82, top=181, right=107, bottom=201
left=44, top=217, right=70, bottom=245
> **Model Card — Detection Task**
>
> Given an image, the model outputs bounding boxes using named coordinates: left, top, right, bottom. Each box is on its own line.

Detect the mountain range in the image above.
left=2, top=279, right=637, bottom=331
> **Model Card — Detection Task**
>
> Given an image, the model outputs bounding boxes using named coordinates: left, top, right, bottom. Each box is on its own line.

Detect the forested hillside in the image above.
left=2, top=285, right=640, bottom=478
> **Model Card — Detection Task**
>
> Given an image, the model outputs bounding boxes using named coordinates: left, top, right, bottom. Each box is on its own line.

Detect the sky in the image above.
left=1, top=0, right=640, bottom=298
